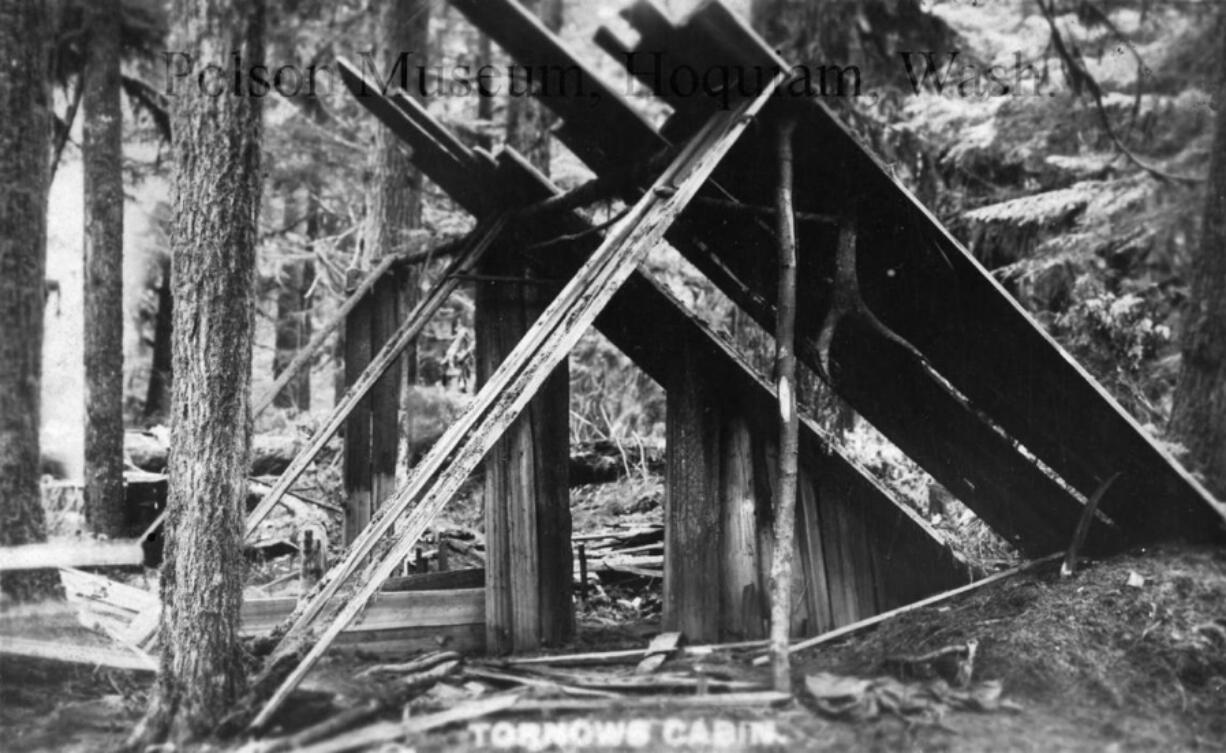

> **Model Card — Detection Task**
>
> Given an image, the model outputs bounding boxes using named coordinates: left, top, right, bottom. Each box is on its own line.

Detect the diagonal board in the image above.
left=339, top=65, right=967, bottom=613
left=249, top=76, right=784, bottom=731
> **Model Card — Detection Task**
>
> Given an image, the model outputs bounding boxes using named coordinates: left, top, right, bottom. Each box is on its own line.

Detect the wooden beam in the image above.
left=0, top=637, right=156, bottom=673
left=664, top=338, right=723, bottom=642
left=249, top=84, right=782, bottom=731
left=0, top=540, right=143, bottom=570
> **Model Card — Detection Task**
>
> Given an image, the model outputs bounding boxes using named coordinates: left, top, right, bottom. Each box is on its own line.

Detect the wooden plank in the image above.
left=335, top=622, right=485, bottom=656
left=664, top=337, right=723, bottom=643
left=58, top=568, right=158, bottom=611
left=240, top=588, right=484, bottom=635
left=337, top=59, right=493, bottom=215
left=719, top=413, right=765, bottom=640
left=383, top=567, right=484, bottom=592
left=250, top=85, right=783, bottom=731
left=0, top=637, right=156, bottom=673
left=0, top=540, right=143, bottom=571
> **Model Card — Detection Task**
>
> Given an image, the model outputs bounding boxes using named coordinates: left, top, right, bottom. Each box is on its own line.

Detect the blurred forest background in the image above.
left=40, top=0, right=1224, bottom=566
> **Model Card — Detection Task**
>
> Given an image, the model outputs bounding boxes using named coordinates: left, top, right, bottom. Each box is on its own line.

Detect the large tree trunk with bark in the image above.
left=1172, top=14, right=1226, bottom=498
left=131, top=0, right=264, bottom=745
left=0, top=0, right=61, bottom=603
left=481, top=0, right=573, bottom=654
left=83, top=0, right=127, bottom=537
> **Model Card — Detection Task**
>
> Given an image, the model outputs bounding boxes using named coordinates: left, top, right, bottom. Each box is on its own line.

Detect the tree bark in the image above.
left=0, top=0, right=61, bottom=603
left=83, top=0, right=127, bottom=538
left=131, top=0, right=264, bottom=745
left=1172, top=13, right=1226, bottom=498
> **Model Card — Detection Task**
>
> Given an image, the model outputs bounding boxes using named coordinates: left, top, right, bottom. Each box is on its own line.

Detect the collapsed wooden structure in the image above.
left=100, top=0, right=1223, bottom=731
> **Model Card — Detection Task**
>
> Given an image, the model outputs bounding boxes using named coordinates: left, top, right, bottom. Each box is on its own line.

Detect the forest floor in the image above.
left=2, top=475, right=1224, bottom=751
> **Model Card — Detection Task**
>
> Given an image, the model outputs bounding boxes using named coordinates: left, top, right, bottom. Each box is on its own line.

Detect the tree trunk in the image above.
left=273, top=188, right=314, bottom=412
left=131, top=0, right=264, bottom=744
left=1172, top=13, right=1226, bottom=498
left=145, top=253, right=173, bottom=420
left=0, top=0, right=61, bottom=603
left=83, top=0, right=127, bottom=538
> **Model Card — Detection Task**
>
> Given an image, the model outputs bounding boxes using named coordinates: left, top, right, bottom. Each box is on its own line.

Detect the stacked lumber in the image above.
left=576, top=526, right=664, bottom=580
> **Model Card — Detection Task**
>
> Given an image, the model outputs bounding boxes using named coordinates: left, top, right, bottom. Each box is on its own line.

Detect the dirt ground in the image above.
left=1, top=544, right=1223, bottom=752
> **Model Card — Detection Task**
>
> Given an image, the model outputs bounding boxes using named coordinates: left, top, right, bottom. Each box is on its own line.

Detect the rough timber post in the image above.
left=665, top=342, right=769, bottom=642
left=342, top=275, right=404, bottom=544
left=477, top=249, right=573, bottom=654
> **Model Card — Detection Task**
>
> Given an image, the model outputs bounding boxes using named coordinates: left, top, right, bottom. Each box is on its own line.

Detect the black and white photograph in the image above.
left=1, top=0, right=1224, bottom=749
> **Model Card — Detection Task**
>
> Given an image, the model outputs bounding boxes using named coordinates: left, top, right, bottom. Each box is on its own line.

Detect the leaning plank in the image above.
left=0, top=540, right=143, bottom=571
left=249, top=82, right=782, bottom=732
left=253, top=252, right=401, bottom=418
left=243, top=217, right=507, bottom=538
left=296, top=694, right=521, bottom=753
left=750, top=552, right=1064, bottom=666
left=0, top=636, right=155, bottom=673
